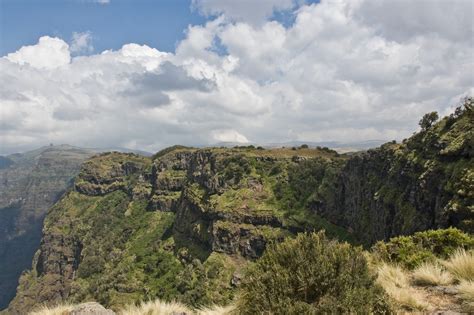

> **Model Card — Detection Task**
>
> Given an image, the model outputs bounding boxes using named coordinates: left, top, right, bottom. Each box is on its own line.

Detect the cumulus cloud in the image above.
left=192, top=0, right=295, bottom=25
left=5, top=36, right=70, bottom=69
left=0, top=0, right=472, bottom=154
left=354, top=0, right=472, bottom=42
left=212, top=129, right=250, bottom=143
left=70, top=31, right=94, bottom=54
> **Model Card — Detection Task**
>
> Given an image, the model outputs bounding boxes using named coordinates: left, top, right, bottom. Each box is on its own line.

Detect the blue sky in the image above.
left=0, top=0, right=311, bottom=56
left=1, top=0, right=207, bottom=56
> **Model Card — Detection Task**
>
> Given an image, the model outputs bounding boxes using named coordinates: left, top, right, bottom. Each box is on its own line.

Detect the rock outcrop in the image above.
left=0, top=145, right=96, bottom=310
left=69, top=302, right=116, bottom=315
left=7, top=146, right=344, bottom=313
left=313, top=101, right=473, bottom=244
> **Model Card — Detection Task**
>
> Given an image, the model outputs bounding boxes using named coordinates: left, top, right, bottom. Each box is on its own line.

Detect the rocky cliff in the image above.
left=0, top=145, right=97, bottom=310
left=313, top=99, right=473, bottom=244
left=6, top=100, right=473, bottom=314
left=6, top=146, right=347, bottom=314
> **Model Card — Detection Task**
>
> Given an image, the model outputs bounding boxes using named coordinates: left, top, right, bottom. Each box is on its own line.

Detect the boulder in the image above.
left=70, top=302, right=115, bottom=315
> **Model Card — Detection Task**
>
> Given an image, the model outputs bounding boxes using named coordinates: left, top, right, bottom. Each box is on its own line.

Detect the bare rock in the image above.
left=70, top=302, right=116, bottom=315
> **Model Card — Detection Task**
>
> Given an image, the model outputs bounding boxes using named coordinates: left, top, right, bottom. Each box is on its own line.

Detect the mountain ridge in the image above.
left=3, top=99, right=473, bottom=313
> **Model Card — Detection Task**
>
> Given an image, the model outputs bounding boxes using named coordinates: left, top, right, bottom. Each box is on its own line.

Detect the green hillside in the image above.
left=6, top=99, right=473, bottom=314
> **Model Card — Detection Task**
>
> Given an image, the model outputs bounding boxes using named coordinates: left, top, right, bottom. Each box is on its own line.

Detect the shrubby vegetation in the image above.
left=237, top=232, right=391, bottom=314
left=372, top=228, right=474, bottom=269
left=375, top=240, right=474, bottom=312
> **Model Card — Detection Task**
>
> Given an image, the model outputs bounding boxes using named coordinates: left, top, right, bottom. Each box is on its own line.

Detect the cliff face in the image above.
left=7, top=103, right=473, bottom=313
left=7, top=147, right=346, bottom=313
left=313, top=102, right=473, bottom=244
left=0, top=145, right=96, bottom=310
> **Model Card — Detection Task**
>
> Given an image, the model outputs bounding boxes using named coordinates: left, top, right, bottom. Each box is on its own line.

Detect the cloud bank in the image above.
left=1, top=0, right=473, bottom=154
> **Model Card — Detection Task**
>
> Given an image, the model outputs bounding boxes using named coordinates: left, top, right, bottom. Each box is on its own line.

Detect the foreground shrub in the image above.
left=442, top=249, right=474, bottom=281
left=372, top=228, right=474, bottom=269
left=237, top=232, right=391, bottom=314
left=412, top=262, right=453, bottom=286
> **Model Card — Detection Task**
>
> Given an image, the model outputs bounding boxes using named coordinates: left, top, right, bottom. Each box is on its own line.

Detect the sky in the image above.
left=0, top=0, right=473, bottom=154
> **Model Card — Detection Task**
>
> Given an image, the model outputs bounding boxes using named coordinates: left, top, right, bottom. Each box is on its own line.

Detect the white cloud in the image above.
left=5, top=36, right=70, bottom=69
left=212, top=129, right=249, bottom=143
left=192, top=0, right=295, bottom=25
left=93, top=0, right=110, bottom=4
left=354, top=0, right=472, bottom=42
left=0, top=0, right=472, bottom=154
left=70, top=31, right=94, bottom=54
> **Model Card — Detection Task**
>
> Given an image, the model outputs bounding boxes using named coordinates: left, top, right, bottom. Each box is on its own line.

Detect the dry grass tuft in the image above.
left=377, top=263, right=410, bottom=289
left=457, top=280, right=474, bottom=312
left=27, top=299, right=234, bottom=315
left=119, top=299, right=192, bottom=315
left=119, top=299, right=234, bottom=315
left=376, top=263, right=429, bottom=311
left=383, top=285, right=429, bottom=311
left=442, top=249, right=474, bottom=281
left=196, top=304, right=235, bottom=315
left=412, top=262, right=453, bottom=286
left=29, top=303, right=74, bottom=315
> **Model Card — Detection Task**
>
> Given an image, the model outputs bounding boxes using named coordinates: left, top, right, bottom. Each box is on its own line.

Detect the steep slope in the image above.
left=6, top=100, right=473, bottom=314
left=313, top=99, right=473, bottom=244
left=0, top=145, right=98, bottom=310
left=7, top=147, right=348, bottom=314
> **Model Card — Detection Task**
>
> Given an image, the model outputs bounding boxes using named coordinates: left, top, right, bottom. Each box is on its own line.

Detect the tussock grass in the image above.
left=27, top=300, right=234, bottom=315
left=382, top=285, right=429, bottom=311
left=457, top=280, right=474, bottom=312
left=29, top=303, right=74, bottom=315
left=196, top=304, right=234, bottom=315
left=377, top=263, right=409, bottom=289
left=412, top=262, right=453, bottom=286
left=442, top=249, right=474, bottom=281
left=119, top=299, right=234, bottom=315
left=376, top=263, right=429, bottom=310
left=119, top=300, right=192, bottom=315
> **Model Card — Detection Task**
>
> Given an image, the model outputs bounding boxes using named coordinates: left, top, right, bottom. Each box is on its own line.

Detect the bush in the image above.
left=237, top=232, right=391, bottom=314
left=372, top=228, right=474, bottom=269
left=419, top=111, right=439, bottom=130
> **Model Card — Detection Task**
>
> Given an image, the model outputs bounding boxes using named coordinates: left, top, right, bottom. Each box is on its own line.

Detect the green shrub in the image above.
left=372, top=228, right=474, bottom=269
left=237, top=232, right=391, bottom=314
left=221, top=155, right=251, bottom=183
